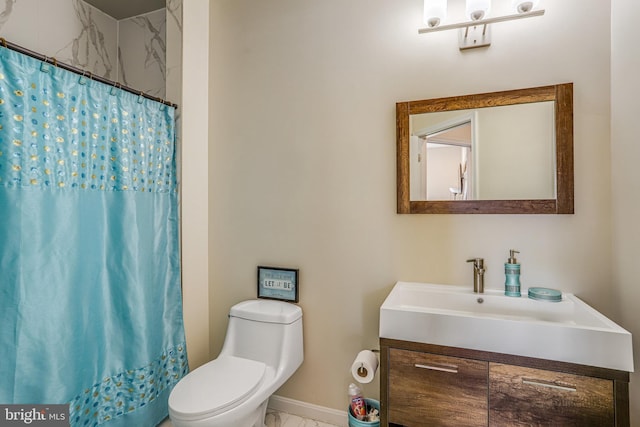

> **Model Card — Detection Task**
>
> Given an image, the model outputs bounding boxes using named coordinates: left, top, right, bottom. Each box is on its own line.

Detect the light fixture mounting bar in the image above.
left=418, top=9, right=545, bottom=34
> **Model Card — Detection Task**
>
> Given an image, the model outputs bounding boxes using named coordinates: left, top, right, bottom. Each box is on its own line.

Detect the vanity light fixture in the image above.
left=466, top=0, right=491, bottom=21
left=420, top=0, right=545, bottom=50
left=423, top=0, right=447, bottom=28
left=512, top=0, right=539, bottom=13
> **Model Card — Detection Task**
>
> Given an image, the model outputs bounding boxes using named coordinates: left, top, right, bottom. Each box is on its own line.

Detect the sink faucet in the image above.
left=466, top=258, right=486, bottom=293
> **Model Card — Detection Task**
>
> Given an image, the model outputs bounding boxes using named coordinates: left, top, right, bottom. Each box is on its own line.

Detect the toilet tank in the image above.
left=221, top=300, right=303, bottom=373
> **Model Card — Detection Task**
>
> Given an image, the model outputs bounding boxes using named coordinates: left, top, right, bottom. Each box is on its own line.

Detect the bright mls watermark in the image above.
left=0, top=405, right=68, bottom=426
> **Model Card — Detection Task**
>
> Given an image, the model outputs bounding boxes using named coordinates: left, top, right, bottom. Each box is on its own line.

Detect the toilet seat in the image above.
left=169, top=355, right=266, bottom=421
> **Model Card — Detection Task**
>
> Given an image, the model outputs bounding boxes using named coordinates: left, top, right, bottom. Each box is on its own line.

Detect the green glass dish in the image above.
left=528, top=287, right=562, bottom=302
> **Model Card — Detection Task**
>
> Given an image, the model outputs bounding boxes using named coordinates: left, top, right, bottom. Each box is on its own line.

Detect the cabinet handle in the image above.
left=522, top=378, right=577, bottom=392
left=414, top=363, right=458, bottom=374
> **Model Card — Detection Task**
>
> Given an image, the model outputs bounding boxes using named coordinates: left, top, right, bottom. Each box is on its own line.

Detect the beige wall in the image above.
left=181, top=0, right=211, bottom=369
left=612, top=0, right=640, bottom=423
left=203, top=0, right=627, bottom=416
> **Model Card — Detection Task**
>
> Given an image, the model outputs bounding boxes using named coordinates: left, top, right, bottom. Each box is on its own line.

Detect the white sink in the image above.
left=380, top=282, right=634, bottom=372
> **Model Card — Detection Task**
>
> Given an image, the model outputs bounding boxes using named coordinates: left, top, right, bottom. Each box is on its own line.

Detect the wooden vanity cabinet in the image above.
left=388, top=348, right=488, bottom=426
left=489, top=363, right=614, bottom=426
left=381, top=338, right=630, bottom=427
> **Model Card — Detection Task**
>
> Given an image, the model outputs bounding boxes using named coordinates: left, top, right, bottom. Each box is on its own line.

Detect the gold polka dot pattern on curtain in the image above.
left=0, top=55, right=176, bottom=194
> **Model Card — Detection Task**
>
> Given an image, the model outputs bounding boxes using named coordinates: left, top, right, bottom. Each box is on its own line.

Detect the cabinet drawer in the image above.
left=489, top=363, right=614, bottom=426
left=388, top=348, right=488, bottom=427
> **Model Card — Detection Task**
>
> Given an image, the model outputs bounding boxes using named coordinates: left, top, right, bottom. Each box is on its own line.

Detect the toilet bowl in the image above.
left=168, top=300, right=303, bottom=427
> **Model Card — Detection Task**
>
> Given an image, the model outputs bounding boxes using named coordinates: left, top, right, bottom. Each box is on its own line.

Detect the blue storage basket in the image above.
left=348, top=398, right=380, bottom=427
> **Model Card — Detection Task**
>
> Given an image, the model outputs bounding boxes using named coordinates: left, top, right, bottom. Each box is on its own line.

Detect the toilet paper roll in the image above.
left=350, top=350, right=379, bottom=384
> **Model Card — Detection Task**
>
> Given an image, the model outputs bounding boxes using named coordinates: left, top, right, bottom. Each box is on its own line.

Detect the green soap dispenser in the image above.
left=505, top=249, right=521, bottom=297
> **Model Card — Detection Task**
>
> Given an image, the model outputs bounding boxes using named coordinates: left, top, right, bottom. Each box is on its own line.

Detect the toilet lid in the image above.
left=169, top=356, right=266, bottom=420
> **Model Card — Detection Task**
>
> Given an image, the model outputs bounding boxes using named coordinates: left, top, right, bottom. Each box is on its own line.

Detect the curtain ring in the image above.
left=40, top=55, right=52, bottom=73
left=110, top=81, right=120, bottom=95
left=52, top=57, right=58, bottom=67
left=0, top=38, right=7, bottom=48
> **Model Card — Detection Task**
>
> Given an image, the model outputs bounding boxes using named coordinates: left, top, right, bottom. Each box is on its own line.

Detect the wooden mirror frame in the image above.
left=396, top=83, right=574, bottom=214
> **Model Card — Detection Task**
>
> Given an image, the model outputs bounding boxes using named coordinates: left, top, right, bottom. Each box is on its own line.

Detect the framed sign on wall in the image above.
left=257, top=266, right=299, bottom=303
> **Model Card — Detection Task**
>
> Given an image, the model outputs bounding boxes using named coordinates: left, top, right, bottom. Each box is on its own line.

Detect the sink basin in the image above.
left=380, top=282, right=634, bottom=372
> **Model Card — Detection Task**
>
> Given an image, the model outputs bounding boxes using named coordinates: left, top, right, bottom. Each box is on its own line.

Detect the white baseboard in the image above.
left=268, top=395, right=349, bottom=427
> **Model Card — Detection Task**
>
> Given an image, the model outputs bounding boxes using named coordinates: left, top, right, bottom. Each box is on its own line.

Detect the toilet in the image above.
left=168, top=299, right=303, bottom=427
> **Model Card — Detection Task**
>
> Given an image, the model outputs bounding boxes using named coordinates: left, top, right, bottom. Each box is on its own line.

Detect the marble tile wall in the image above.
left=0, top=0, right=117, bottom=79
left=165, top=0, right=182, bottom=106
left=0, top=0, right=179, bottom=104
left=164, top=0, right=181, bottom=183
left=118, top=8, right=166, bottom=99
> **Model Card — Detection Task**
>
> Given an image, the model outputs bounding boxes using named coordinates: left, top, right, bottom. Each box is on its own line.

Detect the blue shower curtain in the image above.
left=0, top=47, right=187, bottom=427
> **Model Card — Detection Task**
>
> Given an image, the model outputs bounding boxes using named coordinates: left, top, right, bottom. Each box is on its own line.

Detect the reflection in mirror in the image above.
left=426, top=122, right=472, bottom=200
left=396, top=83, right=574, bottom=214
left=411, top=102, right=556, bottom=201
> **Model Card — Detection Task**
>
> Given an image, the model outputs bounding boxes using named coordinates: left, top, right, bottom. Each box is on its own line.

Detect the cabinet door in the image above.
left=388, top=348, right=488, bottom=427
left=489, top=363, right=614, bottom=426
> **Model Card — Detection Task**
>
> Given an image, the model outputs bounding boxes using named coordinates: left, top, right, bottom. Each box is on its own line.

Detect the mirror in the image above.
left=397, top=83, right=574, bottom=214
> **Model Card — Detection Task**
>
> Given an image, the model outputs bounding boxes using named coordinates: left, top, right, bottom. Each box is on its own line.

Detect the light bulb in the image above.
left=512, top=0, right=540, bottom=13
left=423, top=0, right=447, bottom=28
left=466, top=0, right=491, bottom=21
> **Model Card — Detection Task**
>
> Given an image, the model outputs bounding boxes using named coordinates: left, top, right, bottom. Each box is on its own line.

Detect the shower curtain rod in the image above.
left=0, top=37, right=178, bottom=109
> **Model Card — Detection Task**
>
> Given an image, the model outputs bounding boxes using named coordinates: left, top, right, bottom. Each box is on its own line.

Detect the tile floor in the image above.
left=158, top=409, right=342, bottom=427
left=265, top=409, right=341, bottom=427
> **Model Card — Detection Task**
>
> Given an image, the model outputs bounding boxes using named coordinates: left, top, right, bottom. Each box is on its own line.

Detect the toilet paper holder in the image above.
left=356, top=349, right=379, bottom=376
left=356, top=365, right=368, bottom=378
left=352, top=349, right=380, bottom=382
